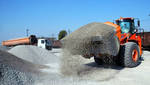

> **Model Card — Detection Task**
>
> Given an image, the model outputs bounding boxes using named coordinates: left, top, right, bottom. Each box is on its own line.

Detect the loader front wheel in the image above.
left=120, top=42, right=141, bottom=67
left=94, top=57, right=103, bottom=65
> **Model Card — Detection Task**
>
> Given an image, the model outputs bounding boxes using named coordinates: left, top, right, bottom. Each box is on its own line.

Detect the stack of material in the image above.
left=62, top=22, right=120, bottom=57
left=0, top=50, right=38, bottom=85
left=0, top=45, right=58, bottom=85
left=8, top=45, right=57, bottom=65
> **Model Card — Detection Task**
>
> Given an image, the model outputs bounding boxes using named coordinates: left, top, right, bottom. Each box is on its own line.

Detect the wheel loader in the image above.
left=62, top=17, right=143, bottom=68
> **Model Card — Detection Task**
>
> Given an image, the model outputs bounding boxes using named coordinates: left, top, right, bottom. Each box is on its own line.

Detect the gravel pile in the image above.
left=0, top=50, right=40, bottom=85
left=0, top=45, right=58, bottom=85
left=8, top=45, right=57, bottom=65
left=62, top=22, right=120, bottom=58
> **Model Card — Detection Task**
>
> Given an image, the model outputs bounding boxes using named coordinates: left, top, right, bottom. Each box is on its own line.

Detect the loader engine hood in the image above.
left=61, top=22, right=120, bottom=58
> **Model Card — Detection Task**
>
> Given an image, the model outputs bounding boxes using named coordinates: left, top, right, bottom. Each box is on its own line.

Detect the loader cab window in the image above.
left=119, top=22, right=130, bottom=33
left=116, top=19, right=135, bottom=34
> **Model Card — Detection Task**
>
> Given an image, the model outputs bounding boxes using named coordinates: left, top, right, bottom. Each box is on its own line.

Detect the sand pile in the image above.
left=62, top=22, right=120, bottom=58
left=0, top=50, right=40, bottom=85
left=8, top=45, right=57, bottom=65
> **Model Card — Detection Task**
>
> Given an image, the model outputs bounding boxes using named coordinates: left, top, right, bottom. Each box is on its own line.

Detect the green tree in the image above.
left=58, top=30, right=67, bottom=40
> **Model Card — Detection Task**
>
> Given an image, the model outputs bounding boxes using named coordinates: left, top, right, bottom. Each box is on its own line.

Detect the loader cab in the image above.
left=116, top=17, right=138, bottom=34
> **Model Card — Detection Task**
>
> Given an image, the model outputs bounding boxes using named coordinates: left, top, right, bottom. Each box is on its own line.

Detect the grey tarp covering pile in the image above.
left=61, top=22, right=120, bottom=58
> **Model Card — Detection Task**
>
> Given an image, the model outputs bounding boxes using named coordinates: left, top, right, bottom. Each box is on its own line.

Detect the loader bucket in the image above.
left=61, top=22, right=120, bottom=58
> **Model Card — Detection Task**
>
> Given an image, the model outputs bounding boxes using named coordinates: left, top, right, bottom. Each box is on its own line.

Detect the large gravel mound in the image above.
left=62, top=22, right=120, bottom=58
left=8, top=45, right=57, bottom=65
left=0, top=50, right=40, bottom=85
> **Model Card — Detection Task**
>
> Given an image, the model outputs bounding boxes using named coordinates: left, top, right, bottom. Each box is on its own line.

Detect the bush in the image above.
left=58, top=30, right=67, bottom=40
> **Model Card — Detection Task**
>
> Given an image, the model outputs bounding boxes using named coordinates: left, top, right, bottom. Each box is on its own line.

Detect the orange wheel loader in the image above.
left=62, top=17, right=144, bottom=68
left=94, top=17, right=143, bottom=67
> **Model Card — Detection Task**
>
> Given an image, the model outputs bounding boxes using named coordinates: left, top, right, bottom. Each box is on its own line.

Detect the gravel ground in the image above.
left=0, top=46, right=150, bottom=85
left=36, top=49, right=150, bottom=85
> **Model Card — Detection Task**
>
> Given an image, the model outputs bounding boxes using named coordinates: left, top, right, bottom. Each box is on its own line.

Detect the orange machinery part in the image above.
left=104, top=21, right=142, bottom=56
left=104, top=22, right=121, bottom=40
left=2, top=37, right=30, bottom=46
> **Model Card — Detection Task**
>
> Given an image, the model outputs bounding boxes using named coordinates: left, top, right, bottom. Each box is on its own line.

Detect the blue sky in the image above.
left=0, top=0, right=150, bottom=42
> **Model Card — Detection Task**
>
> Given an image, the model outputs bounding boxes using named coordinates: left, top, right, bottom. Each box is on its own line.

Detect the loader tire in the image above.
left=94, top=57, right=103, bottom=65
left=120, top=42, right=141, bottom=67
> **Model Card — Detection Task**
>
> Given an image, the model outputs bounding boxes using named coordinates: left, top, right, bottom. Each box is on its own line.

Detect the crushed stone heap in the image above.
left=62, top=22, right=120, bottom=58
left=8, top=45, right=57, bottom=65
left=0, top=50, right=39, bottom=85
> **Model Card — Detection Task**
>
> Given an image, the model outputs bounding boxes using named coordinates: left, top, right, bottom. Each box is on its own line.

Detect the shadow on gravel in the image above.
left=85, top=62, right=124, bottom=70
left=61, top=52, right=124, bottom=81
left=74, top=62, right=125, bottom=81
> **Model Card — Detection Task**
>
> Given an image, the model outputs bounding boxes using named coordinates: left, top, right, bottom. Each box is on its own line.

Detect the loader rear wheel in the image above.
left=94, top=57, right=103, bottom=65
left=120, top=42, right=140, bottom=67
